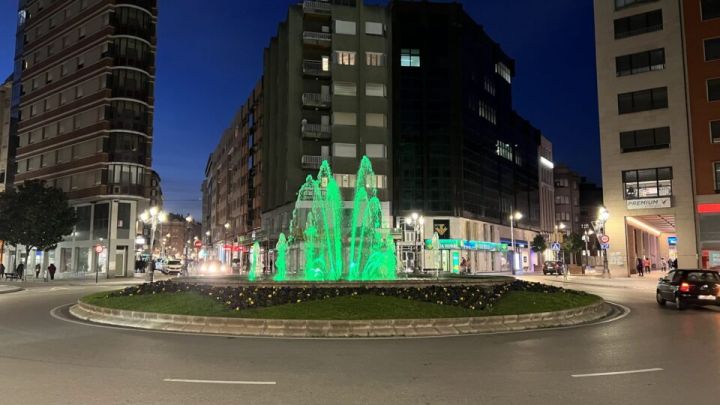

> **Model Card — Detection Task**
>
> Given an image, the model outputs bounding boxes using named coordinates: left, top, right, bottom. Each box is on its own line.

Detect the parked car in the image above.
left=656, top=269, right=720, bottom=310
left=166, top=260, right=183, bottom=275
left=543, top=261, right=565, bottom=275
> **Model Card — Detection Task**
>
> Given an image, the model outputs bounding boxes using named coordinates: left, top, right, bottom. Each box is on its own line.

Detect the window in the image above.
left=334, top=51, right=356, bottom=66
left=614, top=10, right=663, bottom=39
left=708, top=78, right=720, bottom=101
left=30, top=104, right=37, bottom=117
left=479, top=100, right=497, bottom=124
left=45, top=71, right=53, bottom=83
left=366, top=52, right=385, bottom=66
left=333, top=112, right=356, bottom=126
left=335, top=20, right=356, bottom=35
left=400, top=49, right=420, bottom=67
left=715, top=162, right=720, bottom=191
left=620, top=126, right=670, bottom=152
left=365, top=144, right=386, bottom=158
left=76, top=86, right=84, bottom=99
left=495, top=62, right=511, bottom=83
left=555, top=178, right=569, bottom=188
left=78, top=25, right=86, bottom=39
left=365, top=22, right=383, bottom=36
left=334, top=174, right=356, bottom=188
left=712, top=120, right=720, bottom=143
left=484, top=76, right=495, bottom=96
left=702, top=0, right=720, bottom=20
left=622, top=167, right=673, bottom=199
left=555, top=195, right=570, bottom=205
left=333, top=143, right=357, bottom=158
left=365, top=113, right=386, bottom=128
left=705, top=38, right=720, bottom=61
left=496, top=141, right=513, bottom=161
left=60, top=63, right=67, bottom=76
left=618, top=87, right=667, bottom=114
left=322, top=55, right=330, bottom=71
left=77, top=55, right=84, bottom=69
left=616, top=48, right=665, bottom=76
left=333, top=81, right=357, bottom=96
left=615, top=0, right=657, bottom=10
left=365, top=83, right=385, bottom=97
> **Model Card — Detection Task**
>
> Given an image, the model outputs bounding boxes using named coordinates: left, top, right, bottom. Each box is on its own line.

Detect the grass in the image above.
left=82, top=289, right=602, bottom=320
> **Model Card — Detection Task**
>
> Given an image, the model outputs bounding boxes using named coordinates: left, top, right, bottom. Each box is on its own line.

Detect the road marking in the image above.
left=571, top=368, right=663, bottom=378
left=163, top=378, right=276, bottom=385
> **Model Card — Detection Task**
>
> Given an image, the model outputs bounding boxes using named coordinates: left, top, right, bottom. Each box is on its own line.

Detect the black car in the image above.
left=656, top=269, right=720, bottom=310
left=543, top=261, right=564, bottom=275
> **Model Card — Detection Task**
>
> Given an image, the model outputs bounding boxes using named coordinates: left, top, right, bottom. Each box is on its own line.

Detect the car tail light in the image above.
left=679, top=282, right=690, bottom=293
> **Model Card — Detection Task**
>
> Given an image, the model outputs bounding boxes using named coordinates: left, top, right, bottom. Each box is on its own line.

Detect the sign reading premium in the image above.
left=626, top=197, right=671, bottom=210
left=433, top=219, right=450, bottom=239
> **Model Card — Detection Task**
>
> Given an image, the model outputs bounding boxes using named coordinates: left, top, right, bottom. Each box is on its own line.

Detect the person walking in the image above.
left=0, top=263, right=4, bottom=279
left=16, top=263, right=24, bottom=280
left=47, top=263, right=56, bottom=280
left=34, top=263, right=41, bottom=279
left=636, top=258, right=644, bottom=277
left=643, top=256, right=651, bottom=274
left=660, top=257, right=667, bottom=272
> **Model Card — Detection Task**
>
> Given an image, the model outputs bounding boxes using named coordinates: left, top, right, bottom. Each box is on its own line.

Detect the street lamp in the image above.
left=592, top=206, right=610, bottom=278
left=224, top=222, right=231, bottom=265
left=183, top=215, right=193, bottom=276
left=405, top=213, right=425, bottom=273
left=509, top=210, right=523, bottom=275
left=139, top=206, right=167, bottom=283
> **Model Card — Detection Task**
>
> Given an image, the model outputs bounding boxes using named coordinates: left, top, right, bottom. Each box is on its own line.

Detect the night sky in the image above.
left=0, top=0, right=600, bottom=220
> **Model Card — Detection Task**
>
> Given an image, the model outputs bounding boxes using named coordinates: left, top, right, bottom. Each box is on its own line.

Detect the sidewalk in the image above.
left=519, top=273, right=661, bottom=290
left=0, top=277, right=147, bottom=288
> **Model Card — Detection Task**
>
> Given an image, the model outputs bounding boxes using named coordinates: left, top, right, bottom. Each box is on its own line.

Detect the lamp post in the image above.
left=581, top=225, right=594, bottom=272
left=139, top=206, right=167, bottom=283
left=509, top=210, right=523, bottom=275
left=183, top=215, right=193, bottom=277
left=224, top=222, right=231, bottom=264
left=404, top=213, right=425, bottom=273
left=592, top=206, right=610, bottom=278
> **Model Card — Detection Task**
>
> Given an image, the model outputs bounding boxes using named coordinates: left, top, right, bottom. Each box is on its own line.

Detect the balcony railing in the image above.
left=303, top=31, right=332, bottom=47
left=301, top=155, right=329, bottom=169
left=302, top=59, right=330, bottom=77
left=301, top=123, right=331, bottom=140
left=303, top=0, right=331, bottom=15
left=302, top=93, right=331, bottom=108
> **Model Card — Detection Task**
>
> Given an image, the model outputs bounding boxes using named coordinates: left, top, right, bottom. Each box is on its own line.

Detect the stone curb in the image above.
left=0, top=286, right=23, bottom=294
left=69, top=299, right=612, bottom=338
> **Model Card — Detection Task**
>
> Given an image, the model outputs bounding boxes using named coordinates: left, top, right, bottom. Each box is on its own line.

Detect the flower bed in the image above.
left=103, top=280, right=594, bottom=313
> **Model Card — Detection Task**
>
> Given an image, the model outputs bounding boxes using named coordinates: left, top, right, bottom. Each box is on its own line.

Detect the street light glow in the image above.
left=411, top=212, right=419, bottom=221
left=149, top=206, right=159, bottom=216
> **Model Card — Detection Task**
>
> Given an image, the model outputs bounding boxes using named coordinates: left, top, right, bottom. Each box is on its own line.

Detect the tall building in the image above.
left=594, top=0, right=720, bottom=274
left=554, top=164, right=582, bottom=234
left=539, top=135, right=556, bottom=236
left=262, top=0, right=392, bottom=241
left=204, top=80, right=263, bottom=263
left=391, top=1, right=543, bottom=273
left=0, top=77, right=11, bottom=193
left=7, top=0, right=158, bottom=277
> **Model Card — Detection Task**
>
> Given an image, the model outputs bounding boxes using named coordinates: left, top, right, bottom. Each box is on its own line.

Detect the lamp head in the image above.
left=186, top=215, right=193, bottom=223
left=139, top=211, right=150, bottom=223
left=411, top=212, right=419, bottom=221
left=224, top=222, right=231, bottom=229
left=149, top=206, right=159, bottom=216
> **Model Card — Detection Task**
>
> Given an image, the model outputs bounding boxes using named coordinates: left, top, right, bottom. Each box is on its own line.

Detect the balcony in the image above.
left=303, top=0, right=331, bottom=15
left=301, top=123, right=331, bottom=140
left=302, top=59, right=330, bottom=77
left=302, top=93, right=331, bottom=109
left=301, top=155, right=329, bottom=169
left=303, top=31, right=331, bottom=47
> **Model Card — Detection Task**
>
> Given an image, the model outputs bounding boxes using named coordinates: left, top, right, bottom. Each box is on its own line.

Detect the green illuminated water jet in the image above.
left=248, top=241, right=260, bottom=282
left=273, top=233, right=288, bottom=282
left=281, top=156, right=396, bottom=281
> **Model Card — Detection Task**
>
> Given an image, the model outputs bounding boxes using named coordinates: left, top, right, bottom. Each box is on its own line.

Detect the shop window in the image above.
left=622, top=167, right=673, bottom=199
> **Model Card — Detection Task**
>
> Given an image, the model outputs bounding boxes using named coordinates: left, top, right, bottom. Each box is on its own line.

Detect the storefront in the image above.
left=423, top=238, right=508, bottom=273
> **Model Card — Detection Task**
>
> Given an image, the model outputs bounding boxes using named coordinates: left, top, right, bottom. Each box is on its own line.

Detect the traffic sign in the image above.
left=193, top=240, right=202, bottom=249
left=599, top=234, right=610, bottom=244
left=600, top=243, right=610, bottom=250
left=551, top=242, right=562, bottom=251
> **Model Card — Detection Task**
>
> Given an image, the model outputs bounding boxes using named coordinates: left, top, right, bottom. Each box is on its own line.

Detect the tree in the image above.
left=530, top=234, right=547, bottom=253
left=0, top=180, right=77, bottom=278
left=562, top=232, right=585, bottom=265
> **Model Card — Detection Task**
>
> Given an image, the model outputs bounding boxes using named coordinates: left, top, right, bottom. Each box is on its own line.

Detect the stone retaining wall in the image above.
left=69, top=300, right=612, bottom=338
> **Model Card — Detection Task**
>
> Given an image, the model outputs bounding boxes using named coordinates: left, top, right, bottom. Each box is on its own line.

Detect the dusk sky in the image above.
left=0, top=0, right=600, bottom=220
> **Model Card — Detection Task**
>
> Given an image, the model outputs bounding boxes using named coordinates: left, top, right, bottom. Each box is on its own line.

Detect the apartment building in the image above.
left=594, top=0, right=720, bottom=274
left=203, top=80, right=263, bottom=263
left=262, top=0, right=392, bottom=242
left=554, top=164, right=582, bottom=234
left=539, top=135, right=556, bottom=236
left=0, top=78, right=11, bottom=192
left=6, top=0, right=158, bottom=277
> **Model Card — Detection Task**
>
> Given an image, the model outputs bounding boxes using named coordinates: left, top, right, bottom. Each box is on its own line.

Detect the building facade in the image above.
left=0, top=78, right=11, bottom=193
left=539, top=135, right=556, bottom=236
left=159, top=213, right=202, bottom=260
left=262, top=0, right=393, bottom=243
left=554, top=164, right=582, bottom=234
left=5, top=0, right=158, bottom=278
left=594, top=0, right=720, bottom=274
left=204, top=79, right=263, bottom=264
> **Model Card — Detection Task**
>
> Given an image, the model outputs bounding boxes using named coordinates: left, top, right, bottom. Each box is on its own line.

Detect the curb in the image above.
left=0, top=286, right=23, bottom=294
left=69, top=299, right=612, bottom=338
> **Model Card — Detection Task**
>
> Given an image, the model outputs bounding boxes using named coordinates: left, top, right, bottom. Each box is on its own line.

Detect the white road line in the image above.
left=571, top=368, right=663, bottom=378
left=163, top=378, right=276, bottom=385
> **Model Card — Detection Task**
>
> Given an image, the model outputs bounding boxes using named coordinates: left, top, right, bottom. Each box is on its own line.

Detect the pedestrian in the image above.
left=48, top=263, right=56, bottom=281
left=35, top=263, right=41, bottom=279
left=660, top=257, right=667, bottom=272
left=643, top=256, right=651, bottom=274
left=0, top=263, right=4, bottom=279
left=16, top=263, right=24, bottom=280
left=460, top=257, right=467, bottom=274
left=636, top=258, right=644, bottom=277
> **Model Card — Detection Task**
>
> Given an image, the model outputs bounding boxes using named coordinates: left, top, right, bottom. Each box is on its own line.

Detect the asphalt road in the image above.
left=1, top=277, right=720, bottom=405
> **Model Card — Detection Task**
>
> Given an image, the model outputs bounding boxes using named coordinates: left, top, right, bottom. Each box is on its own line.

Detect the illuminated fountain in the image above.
left=274, top=156, right=396, bottom=282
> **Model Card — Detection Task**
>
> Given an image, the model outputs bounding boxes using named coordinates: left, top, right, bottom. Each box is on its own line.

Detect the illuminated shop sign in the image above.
left=424, top=238, right=508, bottom=252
